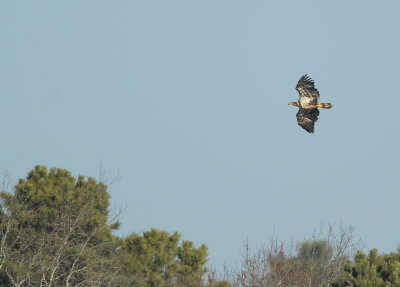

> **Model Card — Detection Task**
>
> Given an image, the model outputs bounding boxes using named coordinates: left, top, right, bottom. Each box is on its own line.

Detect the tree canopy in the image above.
left=121, top=229, right=208, bottom=287
left=0, top=165, right=217, bottom=287
left=331, top=249, right=400, bottom=287
left=0, top=165, right=396, bottom=287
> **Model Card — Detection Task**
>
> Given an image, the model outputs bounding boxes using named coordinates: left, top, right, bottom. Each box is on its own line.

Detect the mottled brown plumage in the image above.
left=288, top=75, right=332, bottom=133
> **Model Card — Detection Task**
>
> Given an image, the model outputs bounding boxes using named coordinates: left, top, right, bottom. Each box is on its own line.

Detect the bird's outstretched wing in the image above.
left=296, top=108, right=319, bottom=133
left=296, top=75, right=320, bottom=104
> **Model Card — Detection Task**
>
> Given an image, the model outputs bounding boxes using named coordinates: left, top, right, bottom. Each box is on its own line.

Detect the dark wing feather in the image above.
left=295, top=75, right=320, bottom=105
left=296, top=108, right=319, bottom=133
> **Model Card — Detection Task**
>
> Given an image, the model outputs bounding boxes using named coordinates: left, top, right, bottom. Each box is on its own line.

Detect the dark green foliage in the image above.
left=1, top=166, right=114, bottom=238
left=0, top=165, right=122, bottom=286
left=0, top=165, right=220, bottom=287
left=331, top=249, right=400, bottom=287
left=121, top=228, right=208, bottom=287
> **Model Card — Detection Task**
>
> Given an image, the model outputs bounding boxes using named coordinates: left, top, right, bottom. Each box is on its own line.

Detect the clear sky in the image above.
left=1, top=0, right=400, bottom=268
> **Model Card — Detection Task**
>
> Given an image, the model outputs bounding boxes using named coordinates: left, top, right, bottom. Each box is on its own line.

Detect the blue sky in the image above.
left=1, top=1, right=400, bottom=268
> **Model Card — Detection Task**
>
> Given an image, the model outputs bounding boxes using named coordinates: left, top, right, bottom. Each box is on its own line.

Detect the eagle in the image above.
left=288, top=75, right=332, bottom=133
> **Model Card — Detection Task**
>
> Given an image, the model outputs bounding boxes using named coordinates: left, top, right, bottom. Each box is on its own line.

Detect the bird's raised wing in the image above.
left=296, top=108, right=319, bottom=133
left=296, top=74, right=320, bottom=102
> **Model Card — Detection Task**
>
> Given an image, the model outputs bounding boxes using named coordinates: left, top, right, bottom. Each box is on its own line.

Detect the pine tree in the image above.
left=121, top=228, right=208, bottom=287
left=0, top=165, right=122, bottom=286
left=331, top=249, right=400, bottom=287
left=0, top=165, right=224, bottom=287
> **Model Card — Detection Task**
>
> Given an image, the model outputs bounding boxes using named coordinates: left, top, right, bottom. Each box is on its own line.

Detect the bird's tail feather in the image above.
left=320, top=103, right=333, bottom=109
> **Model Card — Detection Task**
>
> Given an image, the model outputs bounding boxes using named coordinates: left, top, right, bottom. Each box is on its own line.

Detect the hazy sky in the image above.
left=1, top=1, right=400, bottom=268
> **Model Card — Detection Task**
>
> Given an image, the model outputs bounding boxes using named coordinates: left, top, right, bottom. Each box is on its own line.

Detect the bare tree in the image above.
left=232, top=224, right=361, bottom=287
left=0, top=204, right=127, bottom=287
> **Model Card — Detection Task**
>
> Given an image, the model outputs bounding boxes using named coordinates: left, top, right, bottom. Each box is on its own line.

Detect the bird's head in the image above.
left=288, top=101, right=299, bottom=107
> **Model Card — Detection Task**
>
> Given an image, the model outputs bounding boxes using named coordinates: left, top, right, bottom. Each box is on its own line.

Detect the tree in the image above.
left=0, top=165, right=123, bottom=286
left=0, top=166, right=226, bottom=287
left=121, top=228, right=208, bottom=287
left=298, top=240, right=332, bottom=265
left=1, top=166, right=117, bottom=237
left=295, top=240, right=335, bottom=286
left=331, top=249, right=400, bottom=287
left=233, top=224, right=360, bottom=287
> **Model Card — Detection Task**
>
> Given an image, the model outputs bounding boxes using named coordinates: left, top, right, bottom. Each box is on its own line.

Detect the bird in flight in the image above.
left=288, top=75, right=332, bottom=133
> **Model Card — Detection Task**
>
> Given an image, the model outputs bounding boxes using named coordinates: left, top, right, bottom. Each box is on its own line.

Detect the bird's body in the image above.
left=288, top=75, right=332, bottom=133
